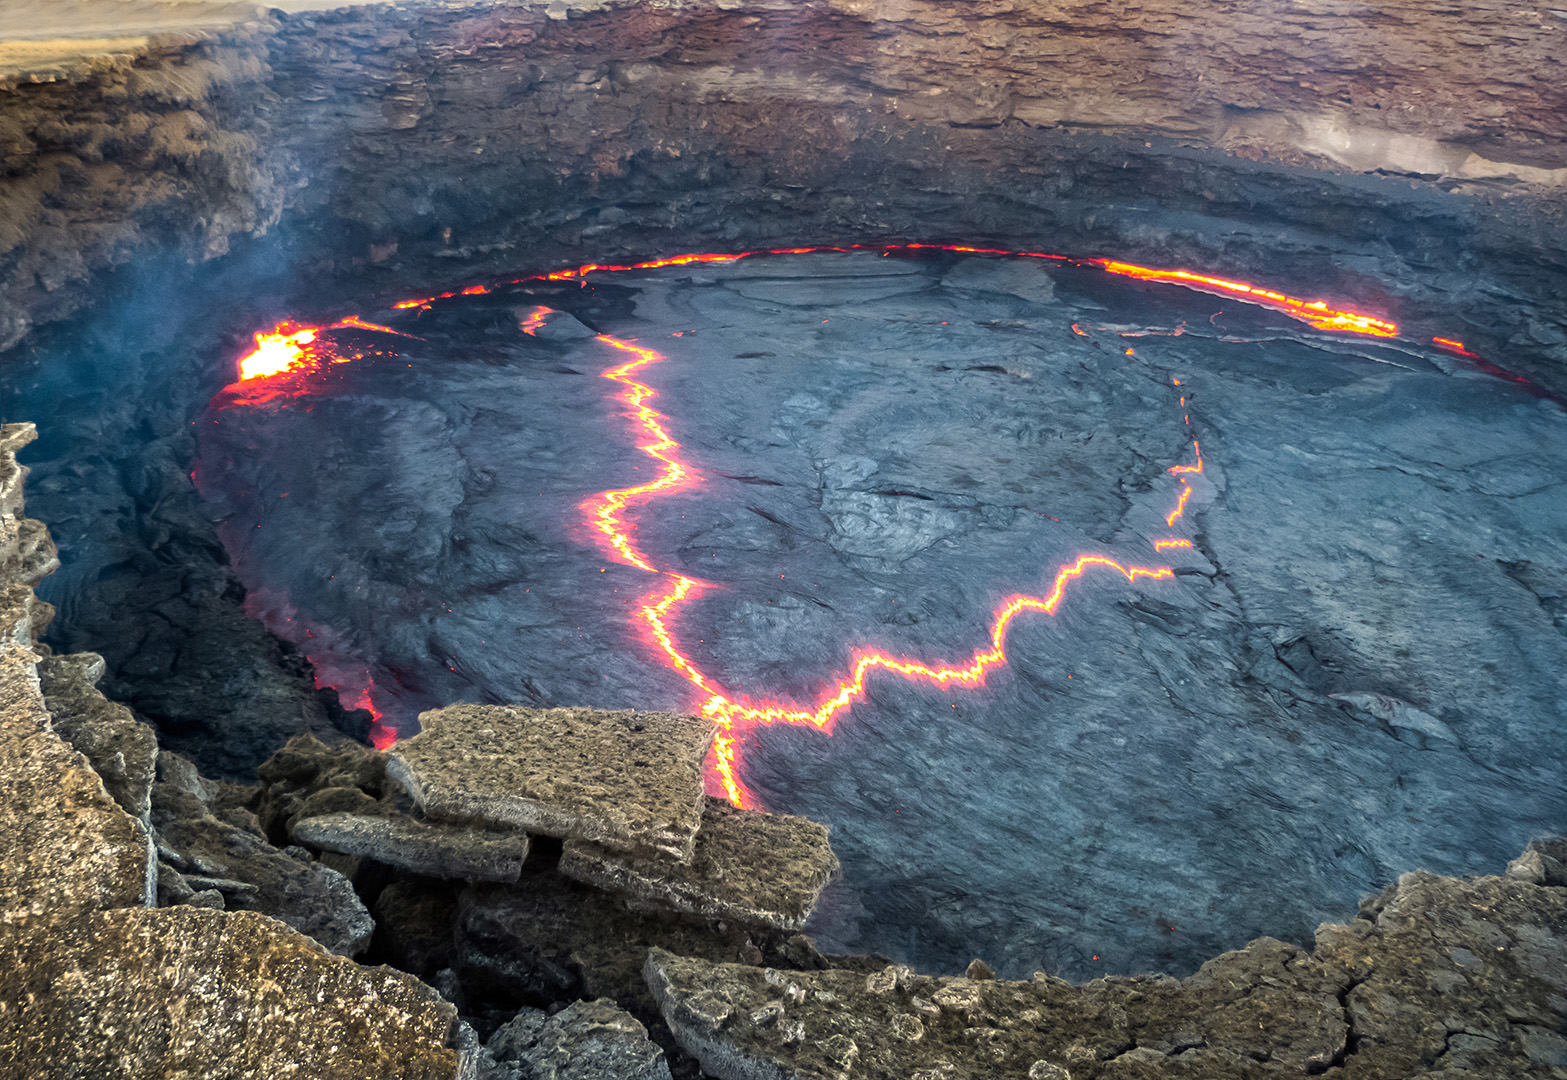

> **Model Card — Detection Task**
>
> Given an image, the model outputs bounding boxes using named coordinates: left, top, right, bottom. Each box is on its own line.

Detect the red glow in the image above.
left=215, top=243, right=1492, bottom=788
left=1432, top=336, right=1484, bottom=360
left=1168, top=440, right=1203, bottom=475
left=1097, top=260, right=1398, bottom=337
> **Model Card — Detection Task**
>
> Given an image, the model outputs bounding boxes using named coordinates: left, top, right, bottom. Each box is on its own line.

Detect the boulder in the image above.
left=390, top=706, right=714, bottom=860
left=295, top=811, right=532, bottom=883
left=486, top=999, right=672, bottom=1080
left=37, top=651, right=158, bottom=828
left=560, top=797, right=838, bottom=930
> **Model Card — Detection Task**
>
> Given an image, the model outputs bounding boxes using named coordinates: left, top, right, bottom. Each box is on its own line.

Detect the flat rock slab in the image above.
left=294, top=811, right=531, bottom=883
left=0, top=906, right=462, bottom=1078
left=560, top=796, right=839, bottom=930
left=389, top=706, right=715, bottom=860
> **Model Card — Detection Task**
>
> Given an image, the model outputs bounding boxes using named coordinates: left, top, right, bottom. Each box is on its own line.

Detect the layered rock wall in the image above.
left=2, top=0, right=1566, bottom=375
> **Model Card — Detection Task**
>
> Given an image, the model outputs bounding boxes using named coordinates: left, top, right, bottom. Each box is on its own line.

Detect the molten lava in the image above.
left=214, top=243, right=1494, bottom=806
left=1096, top=261, right=1399, bottom=337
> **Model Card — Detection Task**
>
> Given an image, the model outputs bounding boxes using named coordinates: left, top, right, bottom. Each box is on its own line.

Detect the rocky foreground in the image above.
left=2, top=419, right=1566, bottom=1077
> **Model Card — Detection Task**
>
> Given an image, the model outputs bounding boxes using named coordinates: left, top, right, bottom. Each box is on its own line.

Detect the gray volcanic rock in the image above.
left=486, top=999, right=673, bottom=1080
left=390, top=705, right=714, bottom=860
left=37, top=651, right=158, bottom=828
left=257, top=732, right=397, bottom=840
left=560, top=796, right=839, bottom=931
left=457, top=870, right=815, bottom=1023
left=0, top=906, right=463, bottom=1079
left=940, top=258, right=1056, bottom=305
left=295, top=811, right=531, bottom=883
left=153, top=751, right=374, bottom=957
left=647, top=846, right=1567, bottom=1079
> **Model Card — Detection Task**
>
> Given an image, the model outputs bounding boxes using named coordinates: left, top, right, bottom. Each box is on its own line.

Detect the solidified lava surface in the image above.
left=195, top=248, right=1567, bottom=981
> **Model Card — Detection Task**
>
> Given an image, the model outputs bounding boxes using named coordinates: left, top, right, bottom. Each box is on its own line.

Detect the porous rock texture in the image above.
left=151, top=748, right=375, bottom=956
left=484, top=998, right=673, bottom=1080
left=3, top=906, right=461, bottom=1080
left=0, top=422, right=466, bottom=1078
left=295, top=810, right=533, bottom=884
left=36, top=650, right=158, bottom=828
left=561, top=796, right=840, bottom=931
left=646, top=860, right=1567, bottom=1079
left=389, top=705, right=715, bottom=859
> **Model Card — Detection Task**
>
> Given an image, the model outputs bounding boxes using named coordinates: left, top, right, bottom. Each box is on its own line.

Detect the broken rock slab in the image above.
left=153, top=751, right=373, bottom=957
left=390, top=705, right=715, bottom=860
left=38, top=651, right=158, bottom=828
left=485, top=998, right=673, bottom=1080
left=295, top=811, right=532, bottom=883
left=560, top=796, right=838, bottom=931
left=647, top=842, right=1567, bottom=1079
left=0, top=906, right=464, bottom=1078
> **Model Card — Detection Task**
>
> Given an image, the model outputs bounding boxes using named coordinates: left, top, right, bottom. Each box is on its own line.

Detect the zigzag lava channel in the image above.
left=223, top=244, right=1453, bottom=808
left=576, top=327, right=1184, bottom=807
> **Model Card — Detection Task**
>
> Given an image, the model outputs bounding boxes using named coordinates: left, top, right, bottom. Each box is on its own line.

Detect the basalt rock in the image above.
left=0, top=422, right=465, bottom=1077
left=560, top=796, right=839, bottom=931
left=0, top=425, right=154, bottom=925
left=485, top=998, right=673, bottom=1080
left=646, top=845, right=1567, bottom=1079
left=456, top=867, right=841, bottom=1024
left=389, top=705, right=715, bottom=861
left=257, top=731, right=396, bottom=841
left=153, top=749, right=374, bottom=957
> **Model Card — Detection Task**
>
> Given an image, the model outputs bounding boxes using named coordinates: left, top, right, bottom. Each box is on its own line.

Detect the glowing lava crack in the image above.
left=577, top=329, right=1183, bottom=808
left=219, top=244, right=1491, bottom=809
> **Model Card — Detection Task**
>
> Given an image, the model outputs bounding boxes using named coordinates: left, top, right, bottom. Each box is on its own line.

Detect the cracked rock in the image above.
left=37, top=651, right=158, bottom=829
left=559, top=796, right=838, bottom=930
left=390, top=705, right=714, bottom=860
left=485, top=998, right=673, bottom=1080
left=295, top=811, right=532, bottom=883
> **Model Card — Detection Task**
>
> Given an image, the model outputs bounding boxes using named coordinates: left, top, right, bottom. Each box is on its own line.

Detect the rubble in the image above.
left=646, top=862, right=1567, bottom=1079
left=485, top=998, right=673, bottom=1080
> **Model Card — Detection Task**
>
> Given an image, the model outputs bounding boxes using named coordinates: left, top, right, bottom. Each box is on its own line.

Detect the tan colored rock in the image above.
left=295, top=811, right=532, bottom=883
left=0, top=906, right=463, bottom=1078
left=0, top=424, right=153, bottom=926
left=390, top=705, right=714, bottom=860
left=38, top=651, right=158, bottom=828
left=648, top=845, right=1567, bottom=1079
left=560, top=796, right=838, bottom=930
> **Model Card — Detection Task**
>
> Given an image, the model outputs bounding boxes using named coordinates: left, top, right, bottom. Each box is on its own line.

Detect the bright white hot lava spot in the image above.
left=196, top=247, right=1567, bottom=980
